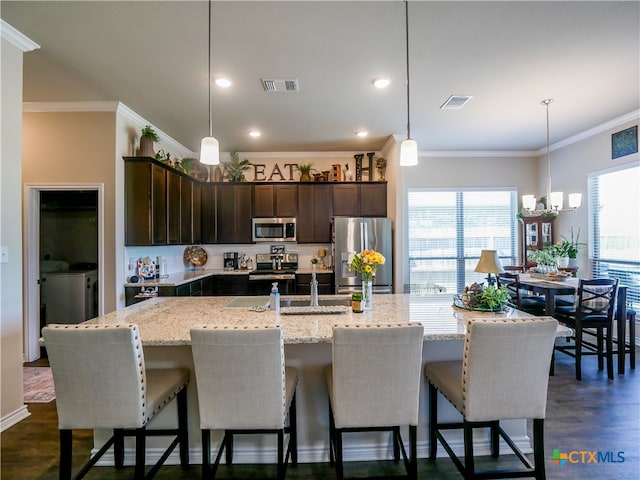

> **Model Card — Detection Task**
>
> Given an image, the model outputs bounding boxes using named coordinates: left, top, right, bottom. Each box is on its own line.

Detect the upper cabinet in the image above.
left=253, top=184, right=298, bottom=217
left=297, top=184, right=333, bottom=243
left=216, top=184, right=253, bottom=244
left=125, top=158, right=387, bottom=246
left=332, top=183, right=387, bottom=217
left=125, top=159, right=167, bottom=246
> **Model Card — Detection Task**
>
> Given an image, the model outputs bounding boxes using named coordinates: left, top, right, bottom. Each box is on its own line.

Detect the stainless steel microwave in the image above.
left=252, top=218, right=296, bottom=242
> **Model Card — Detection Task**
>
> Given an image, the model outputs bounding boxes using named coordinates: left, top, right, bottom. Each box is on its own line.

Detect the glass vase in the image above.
left=362, top=279, right=373, bottom=310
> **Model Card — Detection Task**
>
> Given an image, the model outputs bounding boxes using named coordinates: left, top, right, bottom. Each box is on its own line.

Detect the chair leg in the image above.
left=177, top=388, right=189, bottom=467
left=597, top=327, right=605, bottom=370
left=575, top=328, right=583, bottom=381
left=277, top=430, right=285, bottom=480
left=289, top=391, right=298, bottom=466
left=392, top=426, right=401, bottom=462
left=113, top=429, right=124, bottom=469
left=630, top=312, right=636, bottom=369
left=490, top=421, right=499, bottom=458
left=201, top=430, right=211, bottom=480
left=59, top=429, right=72, bottom=480
left=409, top=425, right=418, bottom=480
left=225, top=431, right=233, bottom=466
left=134, top=427, right=146, bottom=480
left=428, top=382, right=438, bottom=461
left=328, top=402, right=336, bottom=465
left=463, top=421, right=475, bottom=476
left=533, top=418, right=546, bottom=480
left=335, top=429, right=344, bottom=480
left=549, top=348, right=555, bottom=376
left=606, top=325, right=614, bottom=379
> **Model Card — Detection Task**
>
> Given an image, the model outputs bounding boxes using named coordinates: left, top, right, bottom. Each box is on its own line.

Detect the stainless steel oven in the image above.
left=248, top=253, right=298, bottom=295
left=252, top=217, right=296, bottom=243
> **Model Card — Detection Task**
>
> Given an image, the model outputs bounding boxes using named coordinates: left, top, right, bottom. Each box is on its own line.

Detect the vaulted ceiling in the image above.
left=3, top=1, right=639, bottom=154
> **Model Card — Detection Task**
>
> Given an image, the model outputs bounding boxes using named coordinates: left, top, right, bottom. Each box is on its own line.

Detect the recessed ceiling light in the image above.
left=215, top=77, right=232, bottom=88
left=356, top=130, right=369, bottom=138
left=248, top=130, right=261, bottom=138
left=372, top=78, right=390, bottom=89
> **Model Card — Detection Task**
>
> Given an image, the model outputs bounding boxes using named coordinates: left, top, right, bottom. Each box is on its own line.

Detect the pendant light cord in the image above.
left=405, top=0, right=411, bottom=140
left=208, top=0, right=212, bottom=137
left=543, top=98, right=553, bottom=209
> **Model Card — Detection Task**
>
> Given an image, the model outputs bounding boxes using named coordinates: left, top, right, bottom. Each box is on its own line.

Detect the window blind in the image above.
left=407, top=189, right=517, bottom=294
left=589, top=165, right=640, bottom=309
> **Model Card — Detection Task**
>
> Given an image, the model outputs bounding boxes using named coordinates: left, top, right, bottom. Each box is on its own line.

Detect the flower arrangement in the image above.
left=349, top=249, right=385, bottom=282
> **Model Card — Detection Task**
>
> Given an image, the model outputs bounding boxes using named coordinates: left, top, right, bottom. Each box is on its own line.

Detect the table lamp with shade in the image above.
left=475, top=250, right=505, bottom=285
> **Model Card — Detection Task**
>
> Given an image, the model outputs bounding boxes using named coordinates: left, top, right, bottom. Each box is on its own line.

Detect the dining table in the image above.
left=518, top=273, right=630, bottom=373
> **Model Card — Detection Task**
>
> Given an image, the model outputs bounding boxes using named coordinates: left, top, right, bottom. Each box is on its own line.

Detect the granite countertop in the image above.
left=84, top=294, right=567, bottom=346
left=124, top=268, right=334, bottom=287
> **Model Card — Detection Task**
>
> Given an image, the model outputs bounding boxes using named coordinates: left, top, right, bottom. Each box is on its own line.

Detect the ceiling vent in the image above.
left=261, top=78, right=300, bottom=92
left=440, top=95, right=473, bottom=109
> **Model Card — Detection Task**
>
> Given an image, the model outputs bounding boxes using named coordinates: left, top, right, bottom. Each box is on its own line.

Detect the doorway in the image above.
left=24, top=184, right=104, bottom=362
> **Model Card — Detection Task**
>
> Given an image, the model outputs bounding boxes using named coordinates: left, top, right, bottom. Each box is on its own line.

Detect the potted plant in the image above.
left=375, top=157, right=387, bottom=181
left=562, top=227, right=585, bottom=268
left=310, top=257, right=319, bottom=269
left=296, top=163, right=314, bottom=182
left=528, top=248, right=557, bottom=272
left=139, top=125, right=159, bottom=157
left=223, top=151, right=252, bottom=182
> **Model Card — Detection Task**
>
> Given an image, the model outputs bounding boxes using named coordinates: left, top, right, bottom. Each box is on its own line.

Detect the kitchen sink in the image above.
left=281, top=298, right=351, bottom=307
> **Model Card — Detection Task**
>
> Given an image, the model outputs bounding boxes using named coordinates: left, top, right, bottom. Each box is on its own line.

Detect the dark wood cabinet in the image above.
left=253, top=184, right=298, bottom=217
left=216, top=184, right=252, bottom=244
left=212, top=275, right=249, bottom=296
left=166, top=169, right=181, bottom=244
left=179, top=176, right=192, bottom=244
left=296, top=272, right=334, bottom=294
left=332, top=184, right=360, bottom=216
left=519, top=215, right=555, bottom=267
left=125, top=160, right=167, bottom=246
left=332, top=183, right=387, bottom=217
left=360, top=183, right=387, bottom=217
left=201, top=184, right=216, bottom=244
left=297, top=184, right=333, bottom=243
left=192, top=182, right=202, bottom=244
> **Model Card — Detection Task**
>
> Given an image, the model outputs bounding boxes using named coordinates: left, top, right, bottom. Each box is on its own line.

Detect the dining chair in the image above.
left=554, top=277, right=619, bottom=380
left=190, top=325, right=298, bottom=480
left=42, top=324, right=190, bottom=480
left=325, top=323, right=424, bottom=480
left=496, top=272, right=545, bottom=315
left=425, top=317, right=558, bottom=480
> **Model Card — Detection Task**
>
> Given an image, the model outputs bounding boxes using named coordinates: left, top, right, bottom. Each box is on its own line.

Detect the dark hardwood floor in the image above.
left=2, top=351, right=638, bottom=479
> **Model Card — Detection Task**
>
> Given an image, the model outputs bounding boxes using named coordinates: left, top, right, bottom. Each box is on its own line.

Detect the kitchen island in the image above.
left=84, top=294, right=566, bottom=466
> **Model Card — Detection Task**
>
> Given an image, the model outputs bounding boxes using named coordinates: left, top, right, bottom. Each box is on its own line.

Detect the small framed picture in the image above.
left=611, top=125, right=638, bottom=159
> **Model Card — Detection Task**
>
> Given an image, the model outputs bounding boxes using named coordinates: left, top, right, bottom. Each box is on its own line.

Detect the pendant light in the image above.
left=400, top=0, right=418, bottom=167
left=200, top=0, right=219, bottom=165
left=521, top=99, right=581, bottom=215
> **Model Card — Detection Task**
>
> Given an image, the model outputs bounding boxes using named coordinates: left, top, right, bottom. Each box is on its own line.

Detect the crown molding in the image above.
left=23, top=101, right=120, bottom=113
left=0, top=20, right=40, bottom=52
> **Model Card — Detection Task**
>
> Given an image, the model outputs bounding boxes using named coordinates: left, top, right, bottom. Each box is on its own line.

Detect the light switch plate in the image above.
left=0, top=246, right=8, bottom=264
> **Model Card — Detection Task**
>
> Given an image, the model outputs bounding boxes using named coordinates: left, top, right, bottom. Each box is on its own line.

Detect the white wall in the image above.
left=1, top=29, right=32, bottom=430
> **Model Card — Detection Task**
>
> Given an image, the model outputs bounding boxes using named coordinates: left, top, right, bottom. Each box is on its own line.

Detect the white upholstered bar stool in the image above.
left=190, top=325, right=298, bottom=480
left=41, top=324, right=190, bottom=480
left=424, top=317, right=558, bottom=480
left=325, top=323, right=424, bottom=480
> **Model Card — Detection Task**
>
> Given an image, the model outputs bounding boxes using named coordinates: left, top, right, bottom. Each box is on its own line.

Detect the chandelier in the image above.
left=521, top=99, right=581, bottom=215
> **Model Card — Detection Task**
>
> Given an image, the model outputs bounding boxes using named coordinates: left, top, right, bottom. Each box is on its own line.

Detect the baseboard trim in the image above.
left=93, top=434, right=532, bottom=466
left=0, top=405, right=31, bottom=432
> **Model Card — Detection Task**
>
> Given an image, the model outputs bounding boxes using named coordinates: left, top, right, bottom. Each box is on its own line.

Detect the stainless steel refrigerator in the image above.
left=332, top=217, right=393, bottom=294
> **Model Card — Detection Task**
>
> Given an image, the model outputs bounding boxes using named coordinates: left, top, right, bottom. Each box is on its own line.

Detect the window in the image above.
left=589, top=164, right=640, bottom=310
left=407, top=189, right=518, bottom=294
